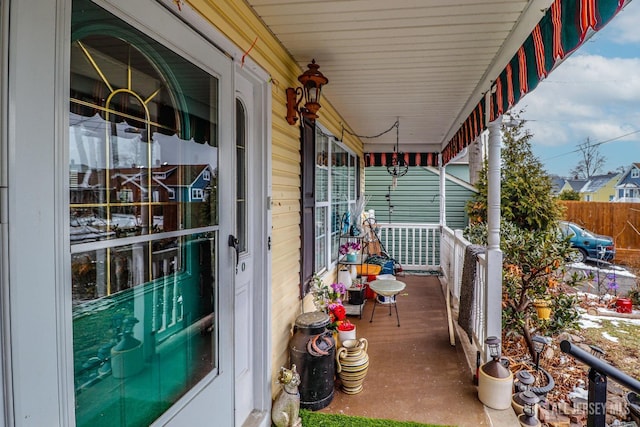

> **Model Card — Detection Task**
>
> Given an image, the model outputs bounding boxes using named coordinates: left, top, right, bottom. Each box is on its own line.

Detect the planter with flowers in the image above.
left=337, top=319, right=356, bottom=343
left=339, top=241, right=361, bottom=263
left=311, top=276, right=347, bottom=330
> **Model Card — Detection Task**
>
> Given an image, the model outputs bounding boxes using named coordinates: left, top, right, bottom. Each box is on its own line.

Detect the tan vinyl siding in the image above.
left=187, top=0, right=363, bottom=397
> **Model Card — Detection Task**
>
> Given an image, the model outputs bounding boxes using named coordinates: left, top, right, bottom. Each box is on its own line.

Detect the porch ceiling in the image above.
left=245, top=0, right=553, bottom=154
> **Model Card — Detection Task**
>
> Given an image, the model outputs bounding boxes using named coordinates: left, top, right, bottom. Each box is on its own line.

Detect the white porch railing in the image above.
left=440, top=226, right=487, bottom=355
left=363, top=222, right=490, bottom=359
left=374, top=222, right=440, bottom=270
left=151, top=247, right=183, bottom=339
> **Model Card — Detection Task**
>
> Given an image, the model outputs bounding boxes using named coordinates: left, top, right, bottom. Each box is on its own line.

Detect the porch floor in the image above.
left=319, top=273, right=491, bottom=426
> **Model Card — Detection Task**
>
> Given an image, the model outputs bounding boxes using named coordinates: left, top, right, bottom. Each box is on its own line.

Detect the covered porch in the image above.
left=321, top=273, right=493, bottom=426
left=251, top=0, right=632, bottom=371
left=312, top=222, right=513, bottom=425
left=252, top=0, right=633, bottom=425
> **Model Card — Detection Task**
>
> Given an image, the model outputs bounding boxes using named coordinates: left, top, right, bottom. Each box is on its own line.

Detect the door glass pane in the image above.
left=70, top=1, right=219, bottom=426
left=236, top=100, right=247, bottom=253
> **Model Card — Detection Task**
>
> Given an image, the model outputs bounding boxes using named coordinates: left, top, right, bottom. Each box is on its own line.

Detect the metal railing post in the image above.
left=561, top=340, right=640, bottom=427
left=587, top=368, right=607, bottom=427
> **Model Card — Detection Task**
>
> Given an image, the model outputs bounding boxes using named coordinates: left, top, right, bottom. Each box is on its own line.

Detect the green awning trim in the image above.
left=442, top=0, right=627, bottom=165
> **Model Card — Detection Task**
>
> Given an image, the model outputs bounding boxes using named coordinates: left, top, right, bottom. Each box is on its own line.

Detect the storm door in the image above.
left=68, top=0, right=234, bottom=425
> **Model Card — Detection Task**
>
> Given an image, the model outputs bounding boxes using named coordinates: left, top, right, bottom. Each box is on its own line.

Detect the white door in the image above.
left=234, top=71, right=269, bottom=426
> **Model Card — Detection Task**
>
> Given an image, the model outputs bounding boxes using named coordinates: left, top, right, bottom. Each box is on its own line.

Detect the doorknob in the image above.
left=228, top=234, right=239, bottom=269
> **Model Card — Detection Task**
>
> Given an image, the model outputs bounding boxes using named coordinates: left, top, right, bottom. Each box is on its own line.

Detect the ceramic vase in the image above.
left=336, top=338, right=369, bottom=394
left=337, top=268, right=352, bottom=288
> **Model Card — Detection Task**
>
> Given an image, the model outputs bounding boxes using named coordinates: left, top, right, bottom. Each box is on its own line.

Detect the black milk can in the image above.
left=289, top=312, right=336, bottom=410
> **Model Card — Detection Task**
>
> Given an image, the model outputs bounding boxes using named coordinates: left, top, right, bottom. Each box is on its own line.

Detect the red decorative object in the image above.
left=364, top=283, right=375, bottom=300
left=616, top=298, right=632, bottom=314
left=337, top=320, right=355, bottom=332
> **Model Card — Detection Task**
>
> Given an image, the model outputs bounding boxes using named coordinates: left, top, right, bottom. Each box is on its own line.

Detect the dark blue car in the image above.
left=559, top=221, right=616, bottom=263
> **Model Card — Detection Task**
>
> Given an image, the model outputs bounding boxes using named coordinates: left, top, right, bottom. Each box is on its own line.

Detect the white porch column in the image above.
left=485, top=101, right=503, bottom=356
left=439, top=153, right=446, bottom=228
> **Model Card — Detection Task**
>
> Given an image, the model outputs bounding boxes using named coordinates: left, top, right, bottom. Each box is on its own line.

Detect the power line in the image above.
left=542, top=129, right=640, bottom=161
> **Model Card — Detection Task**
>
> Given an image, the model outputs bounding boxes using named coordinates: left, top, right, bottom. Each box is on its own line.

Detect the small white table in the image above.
left=368, top=279, right=406, bottom=327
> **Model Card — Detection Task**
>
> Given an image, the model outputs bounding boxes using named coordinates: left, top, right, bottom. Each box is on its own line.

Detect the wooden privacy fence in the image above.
left=560, top=201, right=640, bottom=267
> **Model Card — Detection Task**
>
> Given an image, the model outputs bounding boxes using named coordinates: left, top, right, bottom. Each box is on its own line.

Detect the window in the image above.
left=69, top=1, right=219, bottom=425
left=314, top=128, right=358, bottom=273
left=632, top=167, right=639, bottom=178
left=236, top=99, right=247, bottom=253
left=117, top=189, right=133, bottom=202
left=192, top=188, right=204, bottom=199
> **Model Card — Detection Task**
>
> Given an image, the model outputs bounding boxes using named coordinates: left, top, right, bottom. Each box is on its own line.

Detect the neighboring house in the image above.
left=578, top=173, right=620, bottom=202
left=566, top=178, right=587, bottom=193
left=614, top=163, right=640, bottom=202
left=549, top=175, right=578, bottom=196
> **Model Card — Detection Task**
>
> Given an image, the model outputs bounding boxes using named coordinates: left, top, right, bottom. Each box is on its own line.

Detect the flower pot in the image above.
left=338, top=327, right=356, bottom=344
left=533, top=300, right=551, bottom=320
left=345, top=253, right=357, bottom=263
left=616, top=298, right=632, bottom=313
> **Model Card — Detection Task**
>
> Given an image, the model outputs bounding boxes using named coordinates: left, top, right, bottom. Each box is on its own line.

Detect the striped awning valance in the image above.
left=364, top=152, right=439, bottom=168
left=442, top=0, right=627, bottom=165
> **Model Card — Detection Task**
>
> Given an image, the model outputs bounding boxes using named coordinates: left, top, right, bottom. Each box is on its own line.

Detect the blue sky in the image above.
left=517, top=0, right=640, bottom=177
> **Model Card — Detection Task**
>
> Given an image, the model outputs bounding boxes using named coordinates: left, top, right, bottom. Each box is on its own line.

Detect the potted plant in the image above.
left=310, top=276, right=347, bottom=331
left=339, top=241, right=361, bottom=262
left=337, top=319, right=356, bottom=343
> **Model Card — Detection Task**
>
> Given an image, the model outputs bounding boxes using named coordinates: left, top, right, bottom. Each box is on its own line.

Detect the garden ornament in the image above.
left=271, top=364, right=302, bottom=427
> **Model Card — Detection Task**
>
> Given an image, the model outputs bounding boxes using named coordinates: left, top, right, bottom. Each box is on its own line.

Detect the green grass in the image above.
left=580, top=318, right=640, bottom=379
left=299, top=410, right=454, bottom=427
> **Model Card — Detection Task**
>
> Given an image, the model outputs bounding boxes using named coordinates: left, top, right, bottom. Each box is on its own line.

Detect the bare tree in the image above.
left=570, top=137, right=606, bottom=179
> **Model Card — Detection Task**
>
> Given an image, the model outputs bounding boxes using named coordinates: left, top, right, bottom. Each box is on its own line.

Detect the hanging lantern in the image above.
left=386, top=121, right=408, bottom=179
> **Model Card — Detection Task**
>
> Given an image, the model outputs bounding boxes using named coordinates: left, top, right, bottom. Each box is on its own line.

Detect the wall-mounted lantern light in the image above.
left=285, top=59, right=329, bottom=125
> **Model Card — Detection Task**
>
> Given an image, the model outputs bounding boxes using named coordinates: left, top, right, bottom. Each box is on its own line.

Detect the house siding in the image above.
left=364, top=167, right=474, bottom=229
left=615, top=164, right=640, bottom=201
left=188, top=0, right=364, bottom=396
left=578, top=173, right=620, bottom=202
left=581, top=178, right=617, bottom=202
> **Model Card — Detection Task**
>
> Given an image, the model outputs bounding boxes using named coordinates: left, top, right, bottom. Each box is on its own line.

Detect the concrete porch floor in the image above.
left=319, top=273, right=491, bottom=426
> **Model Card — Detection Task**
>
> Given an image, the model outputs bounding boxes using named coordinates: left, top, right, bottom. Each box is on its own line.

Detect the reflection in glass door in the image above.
left=69, top=1, right=221, bottom=425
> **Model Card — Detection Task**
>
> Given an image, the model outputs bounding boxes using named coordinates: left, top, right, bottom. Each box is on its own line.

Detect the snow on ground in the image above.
left=579, top=316, right=603, bottom=329
left=568, top=262, right=636, bottom=278
left=601, top=332, right=619, bottom=342
left=579, top=309, right=640, bottom=328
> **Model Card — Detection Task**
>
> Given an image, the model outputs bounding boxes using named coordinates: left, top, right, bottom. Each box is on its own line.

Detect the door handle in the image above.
left=228, top=234, right=239, bottom=269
